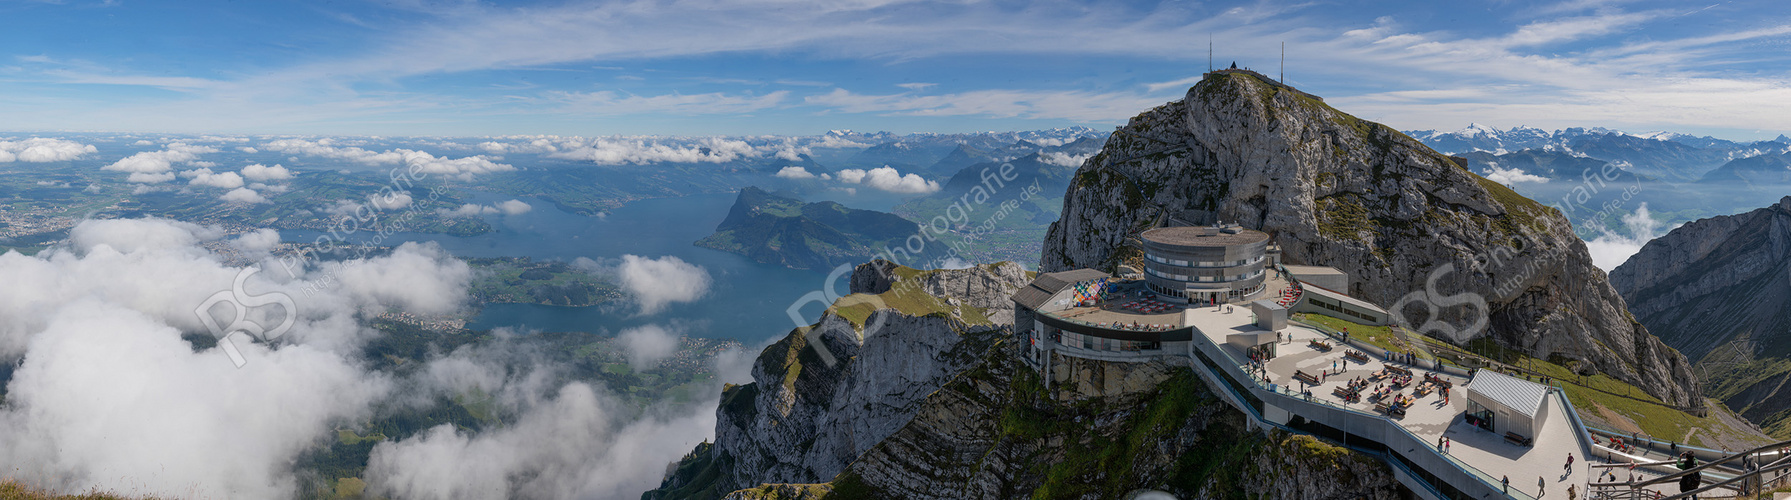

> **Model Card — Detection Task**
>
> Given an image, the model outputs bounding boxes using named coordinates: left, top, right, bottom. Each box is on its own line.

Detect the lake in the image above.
left=283, top=191, right=839, bottom=345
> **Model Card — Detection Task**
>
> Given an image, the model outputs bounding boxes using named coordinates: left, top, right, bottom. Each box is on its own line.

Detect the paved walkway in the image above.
left=1182, top=306, right=1596, bottom=499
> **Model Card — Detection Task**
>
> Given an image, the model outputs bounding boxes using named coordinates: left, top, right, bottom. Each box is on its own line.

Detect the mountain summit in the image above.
left=1042, top=70, right=1699, bottom=405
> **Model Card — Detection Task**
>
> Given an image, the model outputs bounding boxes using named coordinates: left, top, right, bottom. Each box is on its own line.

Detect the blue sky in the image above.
left=1, top=0, right=1787, bottom=139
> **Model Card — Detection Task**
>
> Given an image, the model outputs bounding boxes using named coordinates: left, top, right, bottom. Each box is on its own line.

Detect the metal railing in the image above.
left=1186, top=326, right=1535, bottom=499
left=1585, top=437, right=1791, bottom=499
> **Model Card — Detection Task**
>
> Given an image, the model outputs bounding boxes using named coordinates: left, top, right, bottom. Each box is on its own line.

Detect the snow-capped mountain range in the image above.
left=1406, top=124, right=1788, bottom=155
left=1407, top=124, right=1791, bottom=182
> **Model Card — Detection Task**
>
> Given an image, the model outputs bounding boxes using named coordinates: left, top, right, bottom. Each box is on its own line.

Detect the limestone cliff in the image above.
left=646, top=263, right=1031, bottom=498
left=1040, top=70, right=1699, bottom=406
left=831, top=350, right=1401, bottom=499
left=1610, top=196, right=1791, bottom=434
left=646, top=260, right=1401, bottom=499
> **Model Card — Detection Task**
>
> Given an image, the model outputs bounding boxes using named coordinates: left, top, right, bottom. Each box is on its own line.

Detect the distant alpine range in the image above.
left=1407, top=124, right=1791, bottom=183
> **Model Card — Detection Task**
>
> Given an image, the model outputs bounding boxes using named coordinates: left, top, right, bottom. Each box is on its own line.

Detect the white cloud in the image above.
left=67, top=218, right=223, bottom=254
left=103, top=142, right=218, bottom=174
left=495, top=199, right=532, bottom=215
left=617, top=324, right=679, bottom=370
left=0, top=303, right=389, bottom=499
left=1585, top=203, right=1669, bottom=271
left=240, top=163, right=294, bottom=181
left=612, top=255, right=711, bottom=315
left=132, top=139, right=155, bottom=146
left=438, top=204, right=490, bottom=217
left=182, top=168, right=246, bottom=189
left=835, top=166, right=940, bottom=194
left=549, top=137, right=760, bottom=165
left=324, top=242, right=471, bottom=316
left=371, top=192, right=413, bottom=210
left=263, top=139, right=514, bottom=179
left=476, top=138, right=567, bottom=155
left=0, top=218, right=489, bottom=499
left=126, top=171, right=176, bottom=184
left=437, top=200, right=531, bottom=217
left=774, top=166, right=818, bottom=179
left=220, top=187, right=268, bottom=204
left=0, top=138, right=97, bottom=163
left=1484, top=165, right=1549, bottom=185
left=1038, top=151, right=1091, bottom=168
left=231, top=228, right=282, bottom=256
left=238, top=146, right=259, bottom=153
left=364, top=381, right=715, bottom=500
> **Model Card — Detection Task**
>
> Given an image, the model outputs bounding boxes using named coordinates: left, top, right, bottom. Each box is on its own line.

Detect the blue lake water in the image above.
left=282, top=191, right=837, bottom=344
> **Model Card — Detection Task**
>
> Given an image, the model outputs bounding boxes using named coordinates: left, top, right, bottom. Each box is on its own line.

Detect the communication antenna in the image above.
left=1280, top=42, right=1285, bottom=83
left=1208, top=35, right=1213, bottom=72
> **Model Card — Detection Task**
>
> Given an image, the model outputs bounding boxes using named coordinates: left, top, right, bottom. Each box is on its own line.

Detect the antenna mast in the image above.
left=1280, top=42, right=1285, bottom=83
left=1208, top=35, right=1213, bottom=72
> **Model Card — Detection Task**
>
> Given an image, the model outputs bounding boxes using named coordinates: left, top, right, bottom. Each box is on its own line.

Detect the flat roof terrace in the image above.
left=1049, top=273, right=1292, bottom=325
left=1182, top=306, right=1616, bottom=499
left=1054, top=297, right=1185, bottom=326
left=1140, top=225, right=1268, bottom=247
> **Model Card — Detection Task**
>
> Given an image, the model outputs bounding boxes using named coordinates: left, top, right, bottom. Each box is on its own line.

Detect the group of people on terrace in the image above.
left=1296, top=339, right=1454, bottom=421
left=1106, top=321, right=1175, bottom=332
left=1117, top=296, right=1178, bottom=313
left=1275, top=281, right=1303, bottom=307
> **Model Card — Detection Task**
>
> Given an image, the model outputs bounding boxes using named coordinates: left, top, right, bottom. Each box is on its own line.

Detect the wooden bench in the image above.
left=1294, top=370, right=1321, bottom=385
left=1386, top=365, right=1412, bottom=376
left=1309, top=340, right=1333, bottom=351
left=1346, top=351, right=1370, bottom=363
left=1505, top=432, right=1531, bottom=446
left=1424, top=374, right=1454, bottom=389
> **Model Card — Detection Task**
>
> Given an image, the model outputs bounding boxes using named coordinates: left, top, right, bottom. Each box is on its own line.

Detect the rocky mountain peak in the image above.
left=1042, top=70, right=1700, bottom=405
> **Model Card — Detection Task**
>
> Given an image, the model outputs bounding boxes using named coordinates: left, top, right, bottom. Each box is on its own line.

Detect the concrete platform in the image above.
left=1183, top=305, right=1599, bottom=499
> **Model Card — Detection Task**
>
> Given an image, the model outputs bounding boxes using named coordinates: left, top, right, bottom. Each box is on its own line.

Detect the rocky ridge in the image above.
left=646, top=262, right=1031, bottom=498
left=1610, top=196, right=1791, bottom=433
left=831, top=350, right=1400, bottom=499
left=646, top=260, right=1402, bottom=499
left=1040, top=70, right=1699, bottom=406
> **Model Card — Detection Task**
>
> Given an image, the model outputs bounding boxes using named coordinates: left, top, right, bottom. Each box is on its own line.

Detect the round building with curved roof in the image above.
left=1139, top=224, right=1270, bottom=304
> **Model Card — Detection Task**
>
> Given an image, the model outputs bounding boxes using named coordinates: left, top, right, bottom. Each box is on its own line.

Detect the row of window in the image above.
left=1052, top=330, right=1162, bottom=352
left=1148, top=282, right=1266, bottom=300
left=1307, top=297, right=1382, bottom=322
left=1146, top=267, right=1265, bottom=283
left=1146, top=253, right=1265, bottom=268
